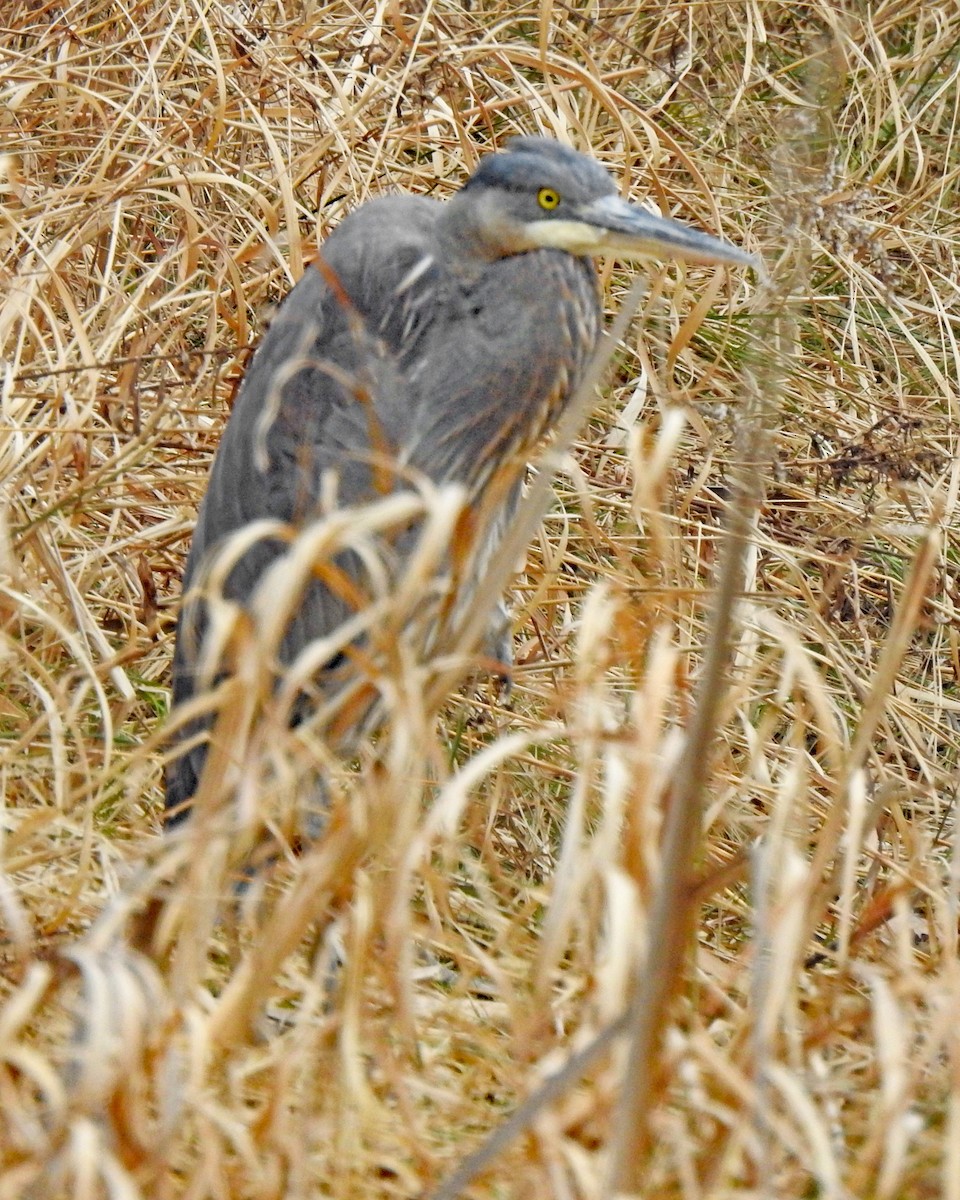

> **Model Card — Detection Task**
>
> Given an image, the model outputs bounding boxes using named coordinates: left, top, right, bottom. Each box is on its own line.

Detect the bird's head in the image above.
left=442, top=137, right=755, bottom=268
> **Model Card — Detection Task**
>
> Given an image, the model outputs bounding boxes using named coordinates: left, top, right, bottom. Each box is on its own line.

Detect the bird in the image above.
left=165, top=137, right=753, bottom=823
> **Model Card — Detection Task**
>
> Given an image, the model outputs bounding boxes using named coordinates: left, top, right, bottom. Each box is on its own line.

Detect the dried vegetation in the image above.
left=2, top=1, right=960, bottom=1197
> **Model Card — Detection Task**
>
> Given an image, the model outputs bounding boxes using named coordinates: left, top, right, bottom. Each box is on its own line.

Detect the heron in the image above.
left=166, top=137, right=753, bottom=822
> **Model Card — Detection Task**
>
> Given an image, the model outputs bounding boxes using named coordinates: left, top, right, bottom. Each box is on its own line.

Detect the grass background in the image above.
left=2, top=0, right=960, bottom=1196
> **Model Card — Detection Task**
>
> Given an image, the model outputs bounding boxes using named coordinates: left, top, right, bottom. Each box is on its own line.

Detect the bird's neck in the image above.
left=438, top=193, right=530, bottom=267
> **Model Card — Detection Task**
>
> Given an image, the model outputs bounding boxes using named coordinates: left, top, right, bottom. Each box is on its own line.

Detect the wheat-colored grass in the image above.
left=2, top=1, right=959, bottom=1197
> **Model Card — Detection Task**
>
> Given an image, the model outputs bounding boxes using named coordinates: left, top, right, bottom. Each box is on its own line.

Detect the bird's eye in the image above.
left=537, top=187, right=561, bottom=210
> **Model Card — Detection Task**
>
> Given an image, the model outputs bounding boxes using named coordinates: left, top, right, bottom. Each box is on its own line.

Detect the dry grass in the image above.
left=2, top=0, right=960, bottom=1196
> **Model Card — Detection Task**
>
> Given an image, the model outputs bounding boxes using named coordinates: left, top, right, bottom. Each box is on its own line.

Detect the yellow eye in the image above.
left=537, top=187, right=561, bottom=210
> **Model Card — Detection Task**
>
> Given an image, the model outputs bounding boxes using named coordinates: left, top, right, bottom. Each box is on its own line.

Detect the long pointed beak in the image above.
left=566, top=193, right=756, bottom=267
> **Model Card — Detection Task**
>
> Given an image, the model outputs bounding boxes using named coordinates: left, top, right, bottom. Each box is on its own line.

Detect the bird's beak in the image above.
left=527, top=193, right=756, bottom=267
left=581, top=193, right=756, bottom=266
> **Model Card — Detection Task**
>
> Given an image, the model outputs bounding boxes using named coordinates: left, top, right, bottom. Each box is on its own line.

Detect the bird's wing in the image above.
left=186, top=194, right=445, bottom=573
left=167, top=196, right=448, bottom=810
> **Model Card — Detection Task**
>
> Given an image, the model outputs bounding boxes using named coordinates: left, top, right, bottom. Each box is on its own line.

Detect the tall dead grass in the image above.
left=2, top=1, right=960, bottom=1197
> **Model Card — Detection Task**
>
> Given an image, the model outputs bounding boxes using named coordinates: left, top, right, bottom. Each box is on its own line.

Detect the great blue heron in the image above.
left=166, top=137, right=753, bottom=821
